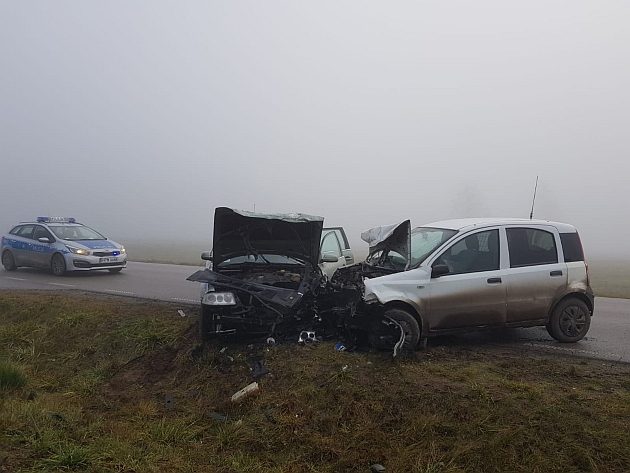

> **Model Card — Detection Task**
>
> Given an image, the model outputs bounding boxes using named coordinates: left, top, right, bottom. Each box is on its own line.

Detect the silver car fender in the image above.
left=363, top=267, right=431, bottom=333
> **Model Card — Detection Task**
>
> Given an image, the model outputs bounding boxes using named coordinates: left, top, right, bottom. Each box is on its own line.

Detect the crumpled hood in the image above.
left=361, top=220, right=411, bottom=269
left=212, top=207, right=324, bottom=267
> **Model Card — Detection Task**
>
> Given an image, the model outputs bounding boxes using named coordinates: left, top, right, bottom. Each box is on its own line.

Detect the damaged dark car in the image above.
left=188, top=207, right=406, bottom=352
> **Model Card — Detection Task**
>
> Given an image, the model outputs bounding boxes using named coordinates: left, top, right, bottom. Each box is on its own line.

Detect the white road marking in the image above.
left=47, top=282, right=76, bottom=287
left=104, top=289, right=135, bottom=295
left=6, top=277, right=27, bottom=281
left=170, top=297, right=198, bottom=304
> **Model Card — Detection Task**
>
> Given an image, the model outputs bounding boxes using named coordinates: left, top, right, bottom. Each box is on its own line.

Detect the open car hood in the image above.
left=211, top=207, right=324, bottom=267
left=361, top=220, right=411, bottom=270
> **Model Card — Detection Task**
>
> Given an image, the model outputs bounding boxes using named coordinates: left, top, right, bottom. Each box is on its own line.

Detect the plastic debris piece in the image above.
left=370, top=464, right=386, bottom=472
left=335, top=342, right=347, bottom=351
left=177, top=309, right=187, bottom=317
left=231, top=382, right=260, bottom=403
left=249, top=359, right=269, bottom=379
left=266, top=337, right=276, bottom=346
left=341, top=365, right=348, bottom=372
left=219, top=347, right=227, bottom=354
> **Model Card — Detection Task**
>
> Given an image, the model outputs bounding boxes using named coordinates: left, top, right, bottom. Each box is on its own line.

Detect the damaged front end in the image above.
left=189, top=207, right=328, bottom=339
left=189, top=208, right=410, bottom=355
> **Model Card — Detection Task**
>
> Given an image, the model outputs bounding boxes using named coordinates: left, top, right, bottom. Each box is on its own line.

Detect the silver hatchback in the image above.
left=345, top=218, right=594, bottom=348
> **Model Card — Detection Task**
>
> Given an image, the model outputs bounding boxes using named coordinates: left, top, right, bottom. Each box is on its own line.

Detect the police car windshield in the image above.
left=48, top=225, right=106, bottom=241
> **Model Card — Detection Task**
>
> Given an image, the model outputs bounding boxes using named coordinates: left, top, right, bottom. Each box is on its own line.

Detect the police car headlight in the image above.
left=120, top=247, right=126, bottom=254
left=66, top=246, right=90, bottom=256
left=202, top=292, right=236, bottom=306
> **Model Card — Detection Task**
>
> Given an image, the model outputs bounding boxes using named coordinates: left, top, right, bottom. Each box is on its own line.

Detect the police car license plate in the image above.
left=100, top=257, right=118, bottom=263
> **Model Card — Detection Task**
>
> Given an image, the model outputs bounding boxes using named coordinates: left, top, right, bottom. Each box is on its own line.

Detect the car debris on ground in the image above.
left=230, top=381, right=260, bottom=403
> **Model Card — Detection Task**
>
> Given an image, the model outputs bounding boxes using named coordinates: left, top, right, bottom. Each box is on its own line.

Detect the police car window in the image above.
left=33, top=226, right=52, bottom=240
left=16, top=225, right=35, bottom=239
left=9, top=226, right=22, bottom=235
left=48, top=225, right=105, bottom=241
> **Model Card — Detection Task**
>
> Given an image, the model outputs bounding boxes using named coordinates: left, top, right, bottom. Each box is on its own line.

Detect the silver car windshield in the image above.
left=409, top=227, right=457, bottom=267
left=366, top=226, right=457, bottom=270
left=48, top=225, right=106, bottom=241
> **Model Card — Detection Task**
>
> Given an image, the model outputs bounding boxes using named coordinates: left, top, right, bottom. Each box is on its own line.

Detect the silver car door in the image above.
left=427, top=228, right=507, bottom=331
left=319, top=231, right=345, bottom=279
left=503, top=226, right=567, bottom=324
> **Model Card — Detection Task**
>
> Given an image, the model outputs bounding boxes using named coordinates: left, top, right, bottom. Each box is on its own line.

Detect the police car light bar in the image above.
left=36, top=217, right=77, bottom=223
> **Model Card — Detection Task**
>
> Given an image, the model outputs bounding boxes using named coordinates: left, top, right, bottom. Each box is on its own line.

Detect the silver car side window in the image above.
left=433, top=229, right=500, bottom=275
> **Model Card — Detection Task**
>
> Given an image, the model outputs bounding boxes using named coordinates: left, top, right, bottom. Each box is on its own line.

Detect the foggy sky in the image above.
left=2, top=1, right=629, bottom=258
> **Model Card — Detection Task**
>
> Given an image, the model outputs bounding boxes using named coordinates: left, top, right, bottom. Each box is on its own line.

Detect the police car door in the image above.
left=31, top=225, right=56, bottom=268
left=12, top=225, right=36, bottom=266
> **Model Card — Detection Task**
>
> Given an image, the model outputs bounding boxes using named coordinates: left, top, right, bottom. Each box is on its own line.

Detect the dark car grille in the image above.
left=93, top=251, right=116, bottom=257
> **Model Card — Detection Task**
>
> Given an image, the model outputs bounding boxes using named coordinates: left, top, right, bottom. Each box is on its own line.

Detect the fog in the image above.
left=2, top=1, right=629, bottom=260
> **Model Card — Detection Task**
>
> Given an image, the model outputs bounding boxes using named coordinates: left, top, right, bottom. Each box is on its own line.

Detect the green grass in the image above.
left=0, top=291, right=629, bottom=472
left=0, top=360, right=26, bottom=390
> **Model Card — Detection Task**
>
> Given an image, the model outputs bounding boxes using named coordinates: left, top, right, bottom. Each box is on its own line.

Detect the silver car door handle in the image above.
left=550, top=270, right=563, bottom=277
left=487, top=277, right=502, bottom=284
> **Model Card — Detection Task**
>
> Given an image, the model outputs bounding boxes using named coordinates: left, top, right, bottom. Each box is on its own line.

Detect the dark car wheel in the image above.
left=546, top=297, right=591, bottom=342
left=370, top=307, right=421, bottom=351
left=2, top=251, right=17, bottom=271
left=51, top=253, right=67, bottom=276
left=108, top=268, right=123, bottom=274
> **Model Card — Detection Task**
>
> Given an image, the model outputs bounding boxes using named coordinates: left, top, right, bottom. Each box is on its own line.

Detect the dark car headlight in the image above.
left=202, top=292, right=236, bottom=306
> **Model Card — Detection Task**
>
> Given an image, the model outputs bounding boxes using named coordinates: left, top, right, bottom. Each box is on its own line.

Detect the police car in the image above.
left=1, top=217, right=127, bottom=276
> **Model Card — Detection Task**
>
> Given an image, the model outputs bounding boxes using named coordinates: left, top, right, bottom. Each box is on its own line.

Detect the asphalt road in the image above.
left=1, top=262, right=629, bottom=363
left=0, top=261, right=203, bottom=305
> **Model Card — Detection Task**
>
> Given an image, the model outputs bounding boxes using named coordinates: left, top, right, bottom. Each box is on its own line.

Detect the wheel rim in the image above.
left=559, top=305, right=587, bottom=337
left=2, top=253, right=10, bottom=266
left=52, top=256, right=64, bottom=274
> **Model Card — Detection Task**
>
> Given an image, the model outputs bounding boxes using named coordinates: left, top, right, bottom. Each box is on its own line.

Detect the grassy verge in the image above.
left=588, top=259, right=630, bottom=299
left=1, top=291, right=629, bottom=472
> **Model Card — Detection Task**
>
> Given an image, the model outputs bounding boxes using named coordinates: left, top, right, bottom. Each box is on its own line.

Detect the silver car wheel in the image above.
left=559, top=305, right=587, bottom=338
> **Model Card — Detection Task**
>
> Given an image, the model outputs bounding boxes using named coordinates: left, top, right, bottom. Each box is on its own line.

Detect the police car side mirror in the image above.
left=38, top=237, right=53, bottom=244
left=201, top=251, right=213, bottom=261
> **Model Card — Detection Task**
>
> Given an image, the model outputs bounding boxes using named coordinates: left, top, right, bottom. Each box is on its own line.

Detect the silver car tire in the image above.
left=371, top=307, right=421, bottom=351
left=2, top=251, right=17, bottom=271
left=51, top=253, right=67, bottom=276
left=546, top=297, right=591, bottom=343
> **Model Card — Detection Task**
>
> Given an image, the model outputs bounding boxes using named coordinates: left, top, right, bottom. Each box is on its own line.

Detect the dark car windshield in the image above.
left=217, top=254, right=305, bottom=267
left=48, top=224, right=106, bottom=241
left=366, top=226, right=457, bottom=270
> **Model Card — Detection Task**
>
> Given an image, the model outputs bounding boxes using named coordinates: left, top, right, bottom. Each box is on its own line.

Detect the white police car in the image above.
left=1, top=217, right=127, bottom=276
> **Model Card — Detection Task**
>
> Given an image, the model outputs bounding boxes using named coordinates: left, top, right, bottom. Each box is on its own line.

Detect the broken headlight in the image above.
left=202, top=292, right=236, bottom=306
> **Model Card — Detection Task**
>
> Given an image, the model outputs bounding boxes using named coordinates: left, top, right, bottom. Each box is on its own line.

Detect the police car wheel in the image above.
left=51, top=254, right=66, bottom=276
left=2, top=251, right=17, bottom=271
